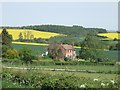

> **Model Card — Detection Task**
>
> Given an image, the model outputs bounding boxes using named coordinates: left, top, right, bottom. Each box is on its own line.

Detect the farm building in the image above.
left=48, top=44, right=76, bottom=60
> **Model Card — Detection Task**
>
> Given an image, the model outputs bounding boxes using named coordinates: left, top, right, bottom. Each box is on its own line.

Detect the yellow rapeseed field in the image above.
left=12, top=41, right=49, bottom=46
left=12, top=41, right=81, bottom=48
left=98, top=33, right=119, bottom=40
left=0, top=29, right=62, bottom=40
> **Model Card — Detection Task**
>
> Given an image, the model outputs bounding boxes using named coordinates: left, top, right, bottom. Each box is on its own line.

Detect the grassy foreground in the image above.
left=2, top=68, right=119, bottom=89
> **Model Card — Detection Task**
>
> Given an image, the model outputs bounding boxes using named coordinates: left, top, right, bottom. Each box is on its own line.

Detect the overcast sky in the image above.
left=1, top=2, right=118, bottom=31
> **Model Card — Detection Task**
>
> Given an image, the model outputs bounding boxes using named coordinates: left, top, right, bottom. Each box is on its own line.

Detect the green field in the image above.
left=12, top=43, right=118, bottom=61
left=12, top=43, right=47, bottom=55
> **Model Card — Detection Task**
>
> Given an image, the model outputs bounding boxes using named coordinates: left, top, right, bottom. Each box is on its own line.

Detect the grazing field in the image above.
left=98, top=32, right=119, bottom=40
left=0, top=29, right=62, bottom=40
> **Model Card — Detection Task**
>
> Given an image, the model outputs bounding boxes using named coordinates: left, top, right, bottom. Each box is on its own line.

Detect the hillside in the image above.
left=21, top=25, right=107, bottom=37
left=0, top=29, right=62, bottom=40
left=3, top=25, right=107, bottom=37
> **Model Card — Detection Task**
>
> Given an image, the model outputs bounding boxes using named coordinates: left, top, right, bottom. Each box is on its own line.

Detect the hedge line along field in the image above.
left=0, top=29, right=62, bottom=40
left=98, top=32, right=119, bottom=40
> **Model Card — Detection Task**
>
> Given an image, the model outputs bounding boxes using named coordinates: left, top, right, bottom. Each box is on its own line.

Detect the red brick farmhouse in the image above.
left=48, top=44, right=76, bottom=60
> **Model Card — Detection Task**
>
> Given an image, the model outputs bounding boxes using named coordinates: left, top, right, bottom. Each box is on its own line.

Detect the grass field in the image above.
left=98, top=32, right=119, bottom=40
left=0, top=29, right=62, bottom=40
left=12, top=43, right=47, bottom=55
left=12, top=43, right=118, bottom=61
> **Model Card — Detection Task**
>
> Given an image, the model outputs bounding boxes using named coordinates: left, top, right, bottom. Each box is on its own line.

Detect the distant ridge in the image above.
left=1, top=24, right=107, bottom=37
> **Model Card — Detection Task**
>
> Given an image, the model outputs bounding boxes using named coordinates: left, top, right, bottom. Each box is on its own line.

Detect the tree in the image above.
left=48, top=44, right=63, bottom=60
left=18, top=32, right=23, bottom=41
left=79, top=32, right=106, bottom=62
left=19, top=47, right=33, bottom=64
left=2, top=28, right=12, bottom=47
left=1, top=28, right=13, bottom=55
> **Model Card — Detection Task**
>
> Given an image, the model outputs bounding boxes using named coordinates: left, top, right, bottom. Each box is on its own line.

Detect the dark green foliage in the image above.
left=116, top=43, right=120, bottom=50
left=113, top=38, right=118, bottom=41
left=21, top=25, right=107, bottom=37
left=79, top=32, right=109, bottom=62
left=49, top=36, right=82, bottom=45
left=79, top=49, right=107, bottom=62
left=1, top=28, right=13, bottom=57
left=3, top=25, right=107, bottom=37
left=81, top=32, right=108, bottom=49
left=19, top=47, right=33, bottom=64
left=109, top=42, right=119, bottom=50
left=1, top=28, right=12, bottom=47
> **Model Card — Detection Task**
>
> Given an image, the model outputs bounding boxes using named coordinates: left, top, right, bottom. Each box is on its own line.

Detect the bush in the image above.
left=19, top=47, right=33, bottom=64
left=3, top=49, right=18, bottom=59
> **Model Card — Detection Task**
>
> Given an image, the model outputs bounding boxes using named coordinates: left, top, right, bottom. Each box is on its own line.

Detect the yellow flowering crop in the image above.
left=12, top=41, right=49, bottom=46
left=98, top=33, right=119, bottom=40
left=0, top=29, right=62, bottom=40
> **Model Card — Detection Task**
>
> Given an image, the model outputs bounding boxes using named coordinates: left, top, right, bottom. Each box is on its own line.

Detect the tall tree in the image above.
left=2, top=28, right=12, bottom=47
left=79, top=32, right=107, bottom=62
left=18, top=32, right=23, bottom=41
left=19, top=47, right=32, bottom=64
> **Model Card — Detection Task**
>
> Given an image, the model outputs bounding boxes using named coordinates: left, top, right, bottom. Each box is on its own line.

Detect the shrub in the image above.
left=4, top=49, right=18, bottom=59
left=19, top=47, right=33, bottom=64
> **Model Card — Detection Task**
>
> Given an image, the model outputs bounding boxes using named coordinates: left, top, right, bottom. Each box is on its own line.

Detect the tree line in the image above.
left=1, top=25, right=107, bottom=37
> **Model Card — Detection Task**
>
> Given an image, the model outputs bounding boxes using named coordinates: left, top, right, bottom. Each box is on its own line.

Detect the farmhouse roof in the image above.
left=48, top=44, right=74, bottom=50
left=61, top=44, right=74, bottom=50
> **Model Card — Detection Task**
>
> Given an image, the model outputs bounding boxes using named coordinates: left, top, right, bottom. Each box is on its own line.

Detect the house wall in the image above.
left=48, top=44, right=76, bottom=60
left=65, top=49, right=76, bottom=60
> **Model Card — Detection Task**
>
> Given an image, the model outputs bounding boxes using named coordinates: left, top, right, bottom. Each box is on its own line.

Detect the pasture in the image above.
left=0, top=29, right=62, bottom=40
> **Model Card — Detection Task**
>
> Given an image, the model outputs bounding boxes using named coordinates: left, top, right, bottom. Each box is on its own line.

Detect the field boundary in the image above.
left=2, top=66, right=99, bottom=73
